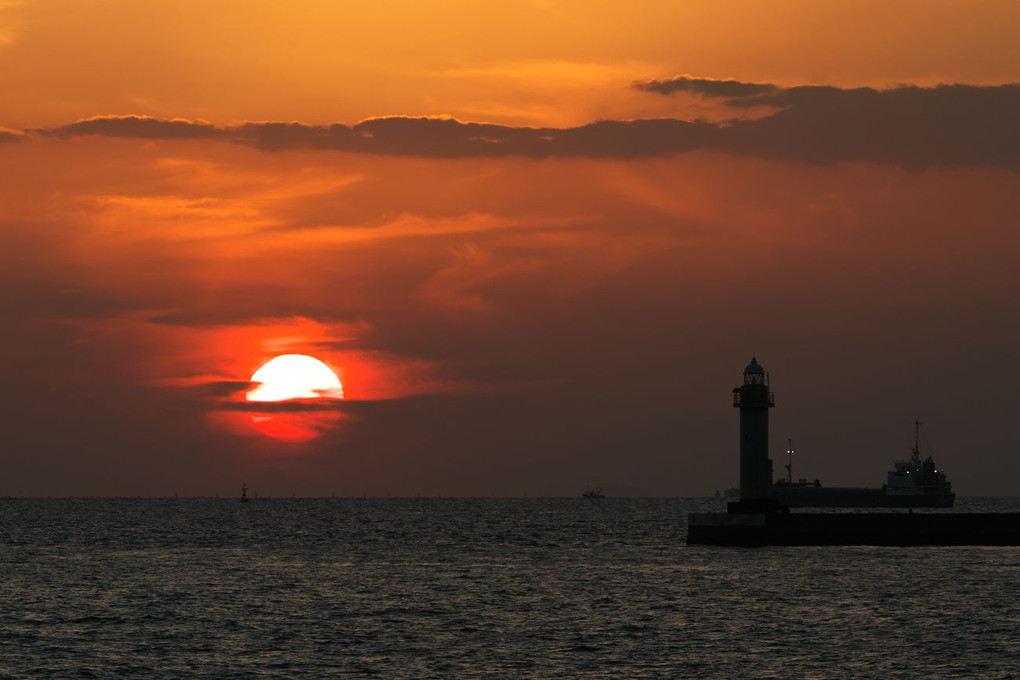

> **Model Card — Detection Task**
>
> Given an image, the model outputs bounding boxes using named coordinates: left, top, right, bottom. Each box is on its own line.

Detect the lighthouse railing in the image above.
left=732, top=392, right=775, bottom=407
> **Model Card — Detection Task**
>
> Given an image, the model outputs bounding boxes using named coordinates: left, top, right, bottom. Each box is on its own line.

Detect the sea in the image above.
left=1, top=497, right=1017, bottom=678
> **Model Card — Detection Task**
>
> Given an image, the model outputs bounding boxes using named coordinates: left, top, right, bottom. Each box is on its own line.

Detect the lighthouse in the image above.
left=731, top=357, right=780, bottom=513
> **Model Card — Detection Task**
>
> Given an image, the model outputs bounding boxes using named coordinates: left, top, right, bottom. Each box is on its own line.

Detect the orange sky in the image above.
left=1, top=1, right=1019, bottom=496
left=3, top=0, right=1019, bottom=127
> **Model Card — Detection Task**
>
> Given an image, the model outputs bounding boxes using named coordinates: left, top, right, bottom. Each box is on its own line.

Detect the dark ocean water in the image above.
left=1, top=497, right=1017, bottom=678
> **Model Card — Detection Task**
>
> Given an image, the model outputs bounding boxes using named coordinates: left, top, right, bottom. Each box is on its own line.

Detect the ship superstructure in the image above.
left=885, top=421, right=954, bottom=500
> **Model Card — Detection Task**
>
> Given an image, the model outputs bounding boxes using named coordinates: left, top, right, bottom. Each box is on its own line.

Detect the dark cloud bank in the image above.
left=31, top=81, right=1020, bottom=168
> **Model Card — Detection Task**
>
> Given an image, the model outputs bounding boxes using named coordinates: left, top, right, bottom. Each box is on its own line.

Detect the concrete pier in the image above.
left=688, top=512, right=1020, bottom=546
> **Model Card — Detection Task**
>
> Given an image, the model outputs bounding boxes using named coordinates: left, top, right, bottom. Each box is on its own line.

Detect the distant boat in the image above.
left=582, top=486, right=605, bottom=499
left=241, top=483, right=248, bottom=503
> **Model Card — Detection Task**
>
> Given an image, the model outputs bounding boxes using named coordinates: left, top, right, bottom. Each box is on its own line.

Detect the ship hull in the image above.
left=773, top=486, right=955, bottom=508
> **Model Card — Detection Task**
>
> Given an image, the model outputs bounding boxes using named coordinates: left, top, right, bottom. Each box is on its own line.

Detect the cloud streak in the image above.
left=216, top=398, right=347, bottom=413
left=0, top=126, right=25, bottom=143
left=48, top=115, right=223, bottom=139
left=18, top=80, right=1020, bottom=168
left=634, top=75, right=781, bottom=98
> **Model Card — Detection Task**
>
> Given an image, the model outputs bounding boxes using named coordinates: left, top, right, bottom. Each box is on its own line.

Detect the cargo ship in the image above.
left=772, top=422, right=954, bottom=508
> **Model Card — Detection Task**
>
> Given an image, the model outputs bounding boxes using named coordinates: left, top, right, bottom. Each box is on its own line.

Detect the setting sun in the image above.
left=243, top=354, right=344, bottom=443
left=247, top=354, right=344, bottom=402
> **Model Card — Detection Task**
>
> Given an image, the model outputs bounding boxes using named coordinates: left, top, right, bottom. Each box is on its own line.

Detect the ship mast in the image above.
left=912, top=420, right=921, bottom=465
left=786, top=438, right=794, bottom=484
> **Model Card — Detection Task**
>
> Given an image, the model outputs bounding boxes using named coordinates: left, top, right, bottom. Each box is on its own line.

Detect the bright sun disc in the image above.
left=247, top=354, right=344, bottom=402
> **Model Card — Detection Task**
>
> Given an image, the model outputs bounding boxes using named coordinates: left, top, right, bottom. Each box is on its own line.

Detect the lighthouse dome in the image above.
left=744, top=357, right=765, bottom=374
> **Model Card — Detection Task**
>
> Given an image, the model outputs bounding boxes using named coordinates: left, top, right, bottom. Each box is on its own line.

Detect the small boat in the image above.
left=582, top=486, right=605, bottom=499
left=241, top=483, right=249, bottom=503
